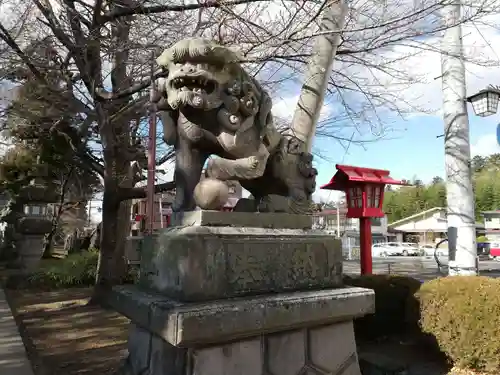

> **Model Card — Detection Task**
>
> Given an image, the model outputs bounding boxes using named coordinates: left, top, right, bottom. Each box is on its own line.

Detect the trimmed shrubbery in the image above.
left=344, top=274, right=422, bottom=339
left=418, top=276, right=500, bottom=373
left=347, top=274, right=500, bottom=373
left=4, top=249, right=137, bottom=289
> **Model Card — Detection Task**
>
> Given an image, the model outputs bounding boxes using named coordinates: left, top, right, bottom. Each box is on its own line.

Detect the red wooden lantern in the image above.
left=321, top=165, right=406, bottom=275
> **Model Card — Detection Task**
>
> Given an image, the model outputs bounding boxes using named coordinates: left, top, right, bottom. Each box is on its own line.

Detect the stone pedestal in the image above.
left=110, top=211, right=374, bottom=375
left=17, top=234, right=46, bottom=271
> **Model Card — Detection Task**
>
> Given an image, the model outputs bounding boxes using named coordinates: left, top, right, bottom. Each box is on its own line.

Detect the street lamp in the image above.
left=466, top=86, right=500, bottom=117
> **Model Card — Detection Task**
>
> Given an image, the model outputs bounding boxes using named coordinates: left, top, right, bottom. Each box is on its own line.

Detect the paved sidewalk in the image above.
left=0, top=288, right=34, bottom=375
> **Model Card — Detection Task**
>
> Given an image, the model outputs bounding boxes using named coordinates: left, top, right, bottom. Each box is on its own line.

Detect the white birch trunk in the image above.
left=290, top=0, right=347, bottom=153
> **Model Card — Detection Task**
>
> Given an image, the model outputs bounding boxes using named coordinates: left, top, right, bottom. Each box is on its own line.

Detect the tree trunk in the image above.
left=90, top=189, right=130, bottom=304
left=90, top=112, right=134, bottom=304
left=90, top=10, right=134, bottom=304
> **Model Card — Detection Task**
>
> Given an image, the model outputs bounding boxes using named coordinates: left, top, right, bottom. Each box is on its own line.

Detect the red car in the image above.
left=489, top=242, right=500, bottom=260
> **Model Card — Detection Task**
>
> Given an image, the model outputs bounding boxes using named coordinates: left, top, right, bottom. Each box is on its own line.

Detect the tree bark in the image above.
left=90, top=188, right=131, bottom=304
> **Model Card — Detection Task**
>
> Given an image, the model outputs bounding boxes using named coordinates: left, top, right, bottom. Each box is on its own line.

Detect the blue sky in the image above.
left=281, top=11, right=500, bottom=203
left=313, top=112, right=500, bottom=190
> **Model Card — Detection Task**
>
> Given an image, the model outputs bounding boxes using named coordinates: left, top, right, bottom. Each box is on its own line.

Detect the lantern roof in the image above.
left=320, top=164, right=405, bottom=191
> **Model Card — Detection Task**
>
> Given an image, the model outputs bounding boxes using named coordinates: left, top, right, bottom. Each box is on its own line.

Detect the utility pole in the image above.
left=440, top=1, right=477, bottom=275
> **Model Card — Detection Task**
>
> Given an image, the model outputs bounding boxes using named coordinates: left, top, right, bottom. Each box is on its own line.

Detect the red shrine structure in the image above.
left=321, top=165, right=406, bottom=275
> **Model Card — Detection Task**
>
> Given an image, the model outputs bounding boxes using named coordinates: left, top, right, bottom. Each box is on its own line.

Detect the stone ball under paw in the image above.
left=193, top=178, right=229, bottom=210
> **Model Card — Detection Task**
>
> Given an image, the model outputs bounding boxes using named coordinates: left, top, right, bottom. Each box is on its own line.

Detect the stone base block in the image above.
left=110, top=285, right=374, bottom=346
left=123, top=321, right=361, bottom=375
left=111, top=285, right=374, bottom=375
left=139, top=211, right=343, bottom=302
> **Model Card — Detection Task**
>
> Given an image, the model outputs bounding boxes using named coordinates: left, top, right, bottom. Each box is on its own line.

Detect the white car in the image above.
left=400, top=242, right=421, bottom=256
left=420, top=243, right=448, bottom=257
left=372, top=242, right=412, bottom=257
left=372, top=242, right=420, bottom=257
left=372, top=243, right=396, bottom=257
left=419, top=244, right=435, bottom=257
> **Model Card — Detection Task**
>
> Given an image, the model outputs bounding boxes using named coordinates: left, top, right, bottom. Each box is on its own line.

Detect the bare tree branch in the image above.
left=99, top=0, right=270, bottom=24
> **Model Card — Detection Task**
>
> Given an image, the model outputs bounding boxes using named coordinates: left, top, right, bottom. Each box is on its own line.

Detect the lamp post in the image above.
left=466, top=86, right=500, bottom=118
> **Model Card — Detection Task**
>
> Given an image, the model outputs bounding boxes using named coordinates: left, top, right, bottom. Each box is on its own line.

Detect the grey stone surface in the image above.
left=112, top=205, right=372, bottom=375
left=120, top=321, right=362, bottom=375
left=109, top=285, right=374, bottom=347
left=171, top=210, right=313, bottom=229
left=0, top=289, right=34, bottom=375
left=17, top=235, right=45, bottom=271
left=139, top=226, right=343, bottom=302
left=125, top=236, right=144, bottom=264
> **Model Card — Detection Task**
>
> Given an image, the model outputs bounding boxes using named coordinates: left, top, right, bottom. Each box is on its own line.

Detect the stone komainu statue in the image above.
left=152, top=38, right=317, bottom=214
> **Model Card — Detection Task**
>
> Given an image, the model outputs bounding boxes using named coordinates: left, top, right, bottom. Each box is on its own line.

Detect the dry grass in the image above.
left=448, top=368, right=492, bottom=375
left=7, top=287, right=129, bottom=375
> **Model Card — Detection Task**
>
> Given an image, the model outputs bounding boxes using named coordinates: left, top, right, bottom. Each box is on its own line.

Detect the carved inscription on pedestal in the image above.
left=225, top=239, right=334, bottom=294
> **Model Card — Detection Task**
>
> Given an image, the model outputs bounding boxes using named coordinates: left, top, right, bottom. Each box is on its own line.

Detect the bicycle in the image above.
left=434, top=238, right=449, bottom=274
left=434, top=237, right=479, bottom=275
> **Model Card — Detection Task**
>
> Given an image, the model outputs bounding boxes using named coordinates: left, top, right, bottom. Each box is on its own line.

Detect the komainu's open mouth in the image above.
left=172, top=76, right=217, bottom=93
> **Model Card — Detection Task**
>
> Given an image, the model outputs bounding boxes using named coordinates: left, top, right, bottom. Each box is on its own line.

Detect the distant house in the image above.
left=388, top=207, right=485, bottom=244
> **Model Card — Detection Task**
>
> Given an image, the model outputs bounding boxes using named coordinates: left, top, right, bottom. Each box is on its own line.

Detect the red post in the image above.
left=359, top=217, right=373, bottom=275
left=146, top=52, right=157, bottom=235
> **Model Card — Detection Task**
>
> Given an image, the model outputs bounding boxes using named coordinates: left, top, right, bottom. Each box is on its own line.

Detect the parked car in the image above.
left=419, top=244, right=435, bottom=257
left=372, top=243, right=398, bottom=257
left=420, top=243, right=448, bottom=257
left=489, top=242, right=500, bottom=261
left=400, top=242, right=421, bottom=256
left=372, top=242, right=420, bottom=257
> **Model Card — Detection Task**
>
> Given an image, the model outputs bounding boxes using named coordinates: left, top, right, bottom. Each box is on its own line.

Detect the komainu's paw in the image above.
left=247, top=155, right=259, bottom=169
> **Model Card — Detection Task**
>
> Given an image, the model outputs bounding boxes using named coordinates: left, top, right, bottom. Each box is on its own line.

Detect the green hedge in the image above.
left=5, top=249, right=137, bottom=289
left=349, top=274, right=500, bottom=372
left=344, top=274, right=422, bottom=339
left=418, top=276, right=500, bottom=373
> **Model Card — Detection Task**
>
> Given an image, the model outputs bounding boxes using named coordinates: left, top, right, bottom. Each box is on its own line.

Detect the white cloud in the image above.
left=313, top=189, right=345, bottom=203
left=251, top=4, right=500, bottom=146
left=272, top=95, right=334, bottom=121
left=471, top=134, right=500, bottom=157
left=346, top=13, right=500, bottom=117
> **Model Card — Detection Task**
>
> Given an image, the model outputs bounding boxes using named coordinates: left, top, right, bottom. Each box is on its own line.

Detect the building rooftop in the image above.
left=388, top=207, right=445, bottom=227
